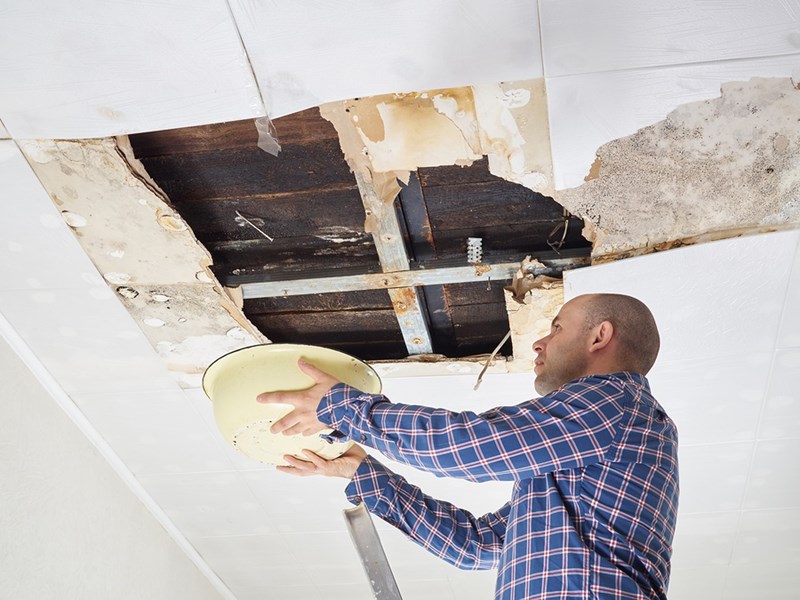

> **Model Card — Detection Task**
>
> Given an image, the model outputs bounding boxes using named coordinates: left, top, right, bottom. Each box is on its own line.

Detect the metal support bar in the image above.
left=240, top=258, right=583, bottom=299
left=354, top=171, right=433, bottom=354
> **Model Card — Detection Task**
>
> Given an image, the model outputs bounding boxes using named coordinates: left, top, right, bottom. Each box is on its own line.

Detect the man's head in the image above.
left=532, top=293, right=660, bottom=395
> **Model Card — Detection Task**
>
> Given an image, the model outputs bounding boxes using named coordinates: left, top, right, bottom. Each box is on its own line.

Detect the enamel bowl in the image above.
left=202, top=343, right=381, bottom=466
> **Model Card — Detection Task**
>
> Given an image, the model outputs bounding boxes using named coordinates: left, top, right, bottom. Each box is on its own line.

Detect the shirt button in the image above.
left=360, top=434, right=367, bottom=443
left=353, top=496, right=362, bottom=504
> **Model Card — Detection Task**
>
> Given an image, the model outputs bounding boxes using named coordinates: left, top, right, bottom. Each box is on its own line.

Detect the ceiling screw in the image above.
left=411, top=337, right=423, bottom=345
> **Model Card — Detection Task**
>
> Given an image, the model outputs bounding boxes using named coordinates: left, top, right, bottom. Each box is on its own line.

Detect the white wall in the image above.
left=0, top=334, right=226, bottom=600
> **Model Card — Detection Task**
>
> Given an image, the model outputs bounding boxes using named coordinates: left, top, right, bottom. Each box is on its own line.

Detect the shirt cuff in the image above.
left=316, top=382, right=362, bottom=440
left=344, top=455, right=394, bottom=514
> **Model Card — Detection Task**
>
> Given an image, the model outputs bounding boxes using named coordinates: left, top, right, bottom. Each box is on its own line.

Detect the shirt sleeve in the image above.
left=318, top=375, right=627, bottom=482
left=346, top=455, right=508, bottom=570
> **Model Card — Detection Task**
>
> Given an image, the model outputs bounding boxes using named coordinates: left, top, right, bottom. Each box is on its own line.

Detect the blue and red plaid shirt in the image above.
left=317, top=371, right=679, bottom=600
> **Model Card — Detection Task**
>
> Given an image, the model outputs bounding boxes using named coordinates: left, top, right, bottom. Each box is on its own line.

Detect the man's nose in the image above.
left=532, top=336, right=546, bottom=353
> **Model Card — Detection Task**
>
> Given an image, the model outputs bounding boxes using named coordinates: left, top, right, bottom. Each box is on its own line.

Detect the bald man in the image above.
left=258, top=294, right=679, bottom=600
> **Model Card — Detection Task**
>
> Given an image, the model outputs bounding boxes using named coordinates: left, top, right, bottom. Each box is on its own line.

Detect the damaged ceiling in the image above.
left=2, top=2, right=800, bottom=600
left=126, top=99, right=589, bottom=362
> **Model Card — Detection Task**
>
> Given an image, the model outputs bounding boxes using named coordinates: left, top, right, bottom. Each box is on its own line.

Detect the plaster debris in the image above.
left=19, top=137, right=268, bottom=387
left=555, top=77, right=800, bottom=258
left=61, top=211, right=87, bottom=228
left=104, top=272, right=131, bottom=285
left=117, top=286, right=139, bottom=300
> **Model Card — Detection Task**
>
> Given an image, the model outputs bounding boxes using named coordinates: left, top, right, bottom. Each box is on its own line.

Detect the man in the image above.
left=257, top=293, right=679, bottom=600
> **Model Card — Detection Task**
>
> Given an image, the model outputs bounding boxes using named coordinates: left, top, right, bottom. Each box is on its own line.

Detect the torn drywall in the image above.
left=555, top=77, right=800, bottom=258
left=18, top=138, right=266, bottom=387
left=320, top=80, right=555, bottom=212
left=503, top=259, right=564, bottom=373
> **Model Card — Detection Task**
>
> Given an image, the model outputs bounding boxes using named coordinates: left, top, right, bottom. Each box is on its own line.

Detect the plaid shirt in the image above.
left=317, top=372, right=679, bottom=600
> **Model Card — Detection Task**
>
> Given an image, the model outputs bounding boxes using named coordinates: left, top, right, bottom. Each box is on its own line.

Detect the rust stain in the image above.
left=474, top=263, right=492, bottom=276
left=391, top=286, right=418, bottom=314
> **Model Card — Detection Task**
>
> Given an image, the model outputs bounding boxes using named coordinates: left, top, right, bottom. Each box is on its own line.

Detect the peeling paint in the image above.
left=556, top=77, right=800, bottom=258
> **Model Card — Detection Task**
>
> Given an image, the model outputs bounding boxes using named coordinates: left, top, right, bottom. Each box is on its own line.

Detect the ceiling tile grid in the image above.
left=0, top=1, right=264, bottom=139
left=70, top=389, right=240, bottom=476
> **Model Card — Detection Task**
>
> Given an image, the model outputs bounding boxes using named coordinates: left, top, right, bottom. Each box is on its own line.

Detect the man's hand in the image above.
left=277, top=445, right=367, bottom=479
left=256, top=359, right=341, bottom=436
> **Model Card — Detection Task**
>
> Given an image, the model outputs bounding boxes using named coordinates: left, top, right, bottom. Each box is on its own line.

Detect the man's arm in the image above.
left=282, top=448, right=507, bottom=570
left=259, top=361, right=626, bottom=482
left=318, top=377, right=626, bottom=482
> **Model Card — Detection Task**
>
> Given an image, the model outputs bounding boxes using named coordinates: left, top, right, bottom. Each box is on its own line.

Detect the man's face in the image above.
left=532, top=298, right=593, bottom=395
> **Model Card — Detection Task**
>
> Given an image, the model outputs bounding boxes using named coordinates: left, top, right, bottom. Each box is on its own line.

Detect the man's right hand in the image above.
left=277, top=445, right=367, bottom=479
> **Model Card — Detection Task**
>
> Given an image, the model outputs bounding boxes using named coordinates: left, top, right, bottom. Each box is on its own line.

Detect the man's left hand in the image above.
left=256, top=359, right=340, bottom=436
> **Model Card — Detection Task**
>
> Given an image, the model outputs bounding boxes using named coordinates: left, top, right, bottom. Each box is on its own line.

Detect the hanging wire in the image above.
left=235, top=210, right=274, bottom=242
left=473, top=329, right=512, bottom=391
left=546, top=209, right=570, bottom=253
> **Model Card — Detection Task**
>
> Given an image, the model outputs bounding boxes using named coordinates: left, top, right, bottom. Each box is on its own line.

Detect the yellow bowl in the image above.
left=202, top=343, right=381, bottom=466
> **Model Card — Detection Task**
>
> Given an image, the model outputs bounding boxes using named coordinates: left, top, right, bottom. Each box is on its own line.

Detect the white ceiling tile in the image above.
left=743, top=439, right=800, bottom=510
left=0, top=288, right=176, bottom=394
left=189, top=534, right=318, bottom=597
left=723, top=563, right=800, bottom=600
left=0, top=1, right=264, bottom=139
left=678, top=442, right=753, bottom=514
left=229, top=0, right=542, bottom=118
left=649, top=353, right=771, bottom=446
left=546, top=55, right=800, bottom=189
left=758, top=349, right=800, bottom=440
left=731, top=508, right=800, bottom=567
left=777, top=236, right=800, bottom=349
left=281, top=531, right=367, bottom=580
left=540, top=0, right=800, bottom=78
left=71, top=389, right=236, bottom=475
left=313, top=583, right=374, bottom=600
left=671, top=512, right=739, bottom=573
left=565, top=231, right=800, bottom=363
left=0, top=141, right=100, bottom=291
left=667, top=566, right=727, bottom=600
left=398, top=578, right=457, bottom=600
left=240, top=468, right=354, bottom=534
left=137, top=471, right=274, bottom=538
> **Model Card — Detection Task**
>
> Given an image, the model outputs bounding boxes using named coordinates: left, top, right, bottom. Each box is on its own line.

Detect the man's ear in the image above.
left=588, top=320, right=614, bottom=353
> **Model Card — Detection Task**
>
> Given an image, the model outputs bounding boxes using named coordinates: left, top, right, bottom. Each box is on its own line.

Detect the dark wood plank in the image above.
left=129, top=108, right=338, bottom=157
left=245, top=289, right=393, bottom=314
left=417, top=158, right=498, bottom=187
left=427, top=221, right=588, bottom=258
left=250, top=309, right=402, bottom=344
left=168, top=188, right=366, bottom=239
left=423, top=181, right=566, bottom=228
left=137, top=139, right=354, bottom=201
